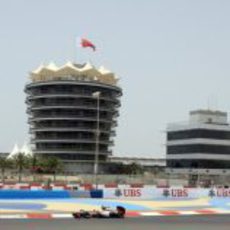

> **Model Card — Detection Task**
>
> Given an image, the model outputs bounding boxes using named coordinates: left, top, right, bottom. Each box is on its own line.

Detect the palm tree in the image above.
left=28, top=154, right=41, bottom=182
left=13, top=153, right=29, bottom=182
left=0, top=155, right=12, bottom=183
left=41, top=156, right=63, bottom=182
left=126, top=162, right=144, bottom=175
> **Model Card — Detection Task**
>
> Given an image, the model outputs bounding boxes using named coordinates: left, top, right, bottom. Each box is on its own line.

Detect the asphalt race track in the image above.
left=0, top=215, right=230, bottom=230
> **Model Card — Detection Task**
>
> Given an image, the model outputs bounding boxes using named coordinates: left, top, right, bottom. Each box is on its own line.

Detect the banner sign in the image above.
left=209, top=188, right=230, bottom=197
left=103, top=187, right=230, bottom=199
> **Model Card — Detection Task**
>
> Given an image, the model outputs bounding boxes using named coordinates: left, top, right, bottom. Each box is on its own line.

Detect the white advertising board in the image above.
left=103, top=186, right=230, bottom=199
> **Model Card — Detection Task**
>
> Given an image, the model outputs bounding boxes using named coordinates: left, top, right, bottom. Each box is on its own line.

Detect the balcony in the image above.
left=31, top=138, right=114, bottom=145
left=27, top=109, right=119, bottom=118
left=29, top=127, right=116, bottom=135
left=27, top=105, right=117, bottom=113
left=25, top=80, right=122, bottom=95
left=28, top=116, right=116, bottom=124
left=26, top=94, right=121, bottom=106
left=33, top=149, right=111, bottom=155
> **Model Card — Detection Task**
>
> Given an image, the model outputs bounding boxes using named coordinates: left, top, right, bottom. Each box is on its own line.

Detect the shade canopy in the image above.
left=30, top=61, right=119, bottom=86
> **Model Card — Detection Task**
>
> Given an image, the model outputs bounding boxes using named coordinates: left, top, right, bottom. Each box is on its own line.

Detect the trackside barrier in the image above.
left=0, top=183, right=79, bottom=191
left=0, top=189, right=103, bottom=199
left=0, top=190, right=70, bottom=199
left=80, top=183, right=94, bottom=190
left=103, top=187, right=230, bottom=199
left=69, top=191, right=91, bottom=198
left=0, top=183, right=155, bottom=191
left=50, top=190, right=103, bottom=198
left=130, top=184, right=144, bottom=188
left=90, top=190, right=103, bottom=198
left=104, top=183, right=118, bottom=188
left=1, top=184, right=230, bottom=200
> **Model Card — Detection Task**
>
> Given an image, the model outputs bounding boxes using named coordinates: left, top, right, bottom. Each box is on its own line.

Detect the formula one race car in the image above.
left=72, top=206, right=126, bottom=219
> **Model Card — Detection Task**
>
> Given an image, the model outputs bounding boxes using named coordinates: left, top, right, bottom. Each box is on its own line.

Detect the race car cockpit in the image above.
left=72, top=206, right=126, bottom=219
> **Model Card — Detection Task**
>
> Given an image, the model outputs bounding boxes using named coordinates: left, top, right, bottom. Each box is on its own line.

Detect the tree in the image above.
left=0, top=155, right=12, bottom=183
left=28, top=154, right=42, bottom=182
left=41, top=156, right=63, bottom=182
left=126, top=162, right=144, bottom=175
left=13, top=153, right=29, bottom=182
left=108, top=163, right=126, bottom=174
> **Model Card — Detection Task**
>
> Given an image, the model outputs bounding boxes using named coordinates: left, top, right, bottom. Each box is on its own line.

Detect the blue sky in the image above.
left=0, top=0, right=230, bottom=158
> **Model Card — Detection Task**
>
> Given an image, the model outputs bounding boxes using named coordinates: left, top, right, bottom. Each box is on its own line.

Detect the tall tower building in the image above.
left=25, top=62, right=122, bottom=173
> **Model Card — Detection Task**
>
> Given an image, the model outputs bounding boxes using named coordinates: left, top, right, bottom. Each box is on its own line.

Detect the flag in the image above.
left=79, top=38, right=96, bottom=51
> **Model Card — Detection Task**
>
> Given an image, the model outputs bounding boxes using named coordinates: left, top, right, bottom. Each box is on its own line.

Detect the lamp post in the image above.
left=92, top=91, right=101, bottom=190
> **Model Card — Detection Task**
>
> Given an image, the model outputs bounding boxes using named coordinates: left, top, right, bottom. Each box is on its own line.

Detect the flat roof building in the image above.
left=166, top=109, right=230, bottom=175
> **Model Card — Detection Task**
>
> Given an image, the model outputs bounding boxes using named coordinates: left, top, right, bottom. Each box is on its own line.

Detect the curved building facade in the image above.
left=25, top=62, right=122, bottom=167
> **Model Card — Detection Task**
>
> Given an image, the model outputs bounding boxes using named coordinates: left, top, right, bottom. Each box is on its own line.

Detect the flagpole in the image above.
left=76, top=37, right=96, bottom=64
left=74, top=37, right=78, bottom=62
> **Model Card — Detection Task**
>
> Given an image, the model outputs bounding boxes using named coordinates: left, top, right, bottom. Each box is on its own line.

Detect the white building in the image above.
left=166, top=109, right=230, bottom=175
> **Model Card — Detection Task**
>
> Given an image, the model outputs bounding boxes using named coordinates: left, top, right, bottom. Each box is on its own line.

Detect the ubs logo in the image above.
left=162, top=189, right=188, bottom=197
left=212, top=189, right=230, bottom=197
left=114, top=188, right=142, bottom=197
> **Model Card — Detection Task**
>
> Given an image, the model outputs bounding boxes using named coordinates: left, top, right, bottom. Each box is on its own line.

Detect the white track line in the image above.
left=52, top=213, right=73, bottom=218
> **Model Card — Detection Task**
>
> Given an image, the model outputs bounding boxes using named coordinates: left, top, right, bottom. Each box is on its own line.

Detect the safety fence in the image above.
left=0, top=183, right=230, bottom=199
